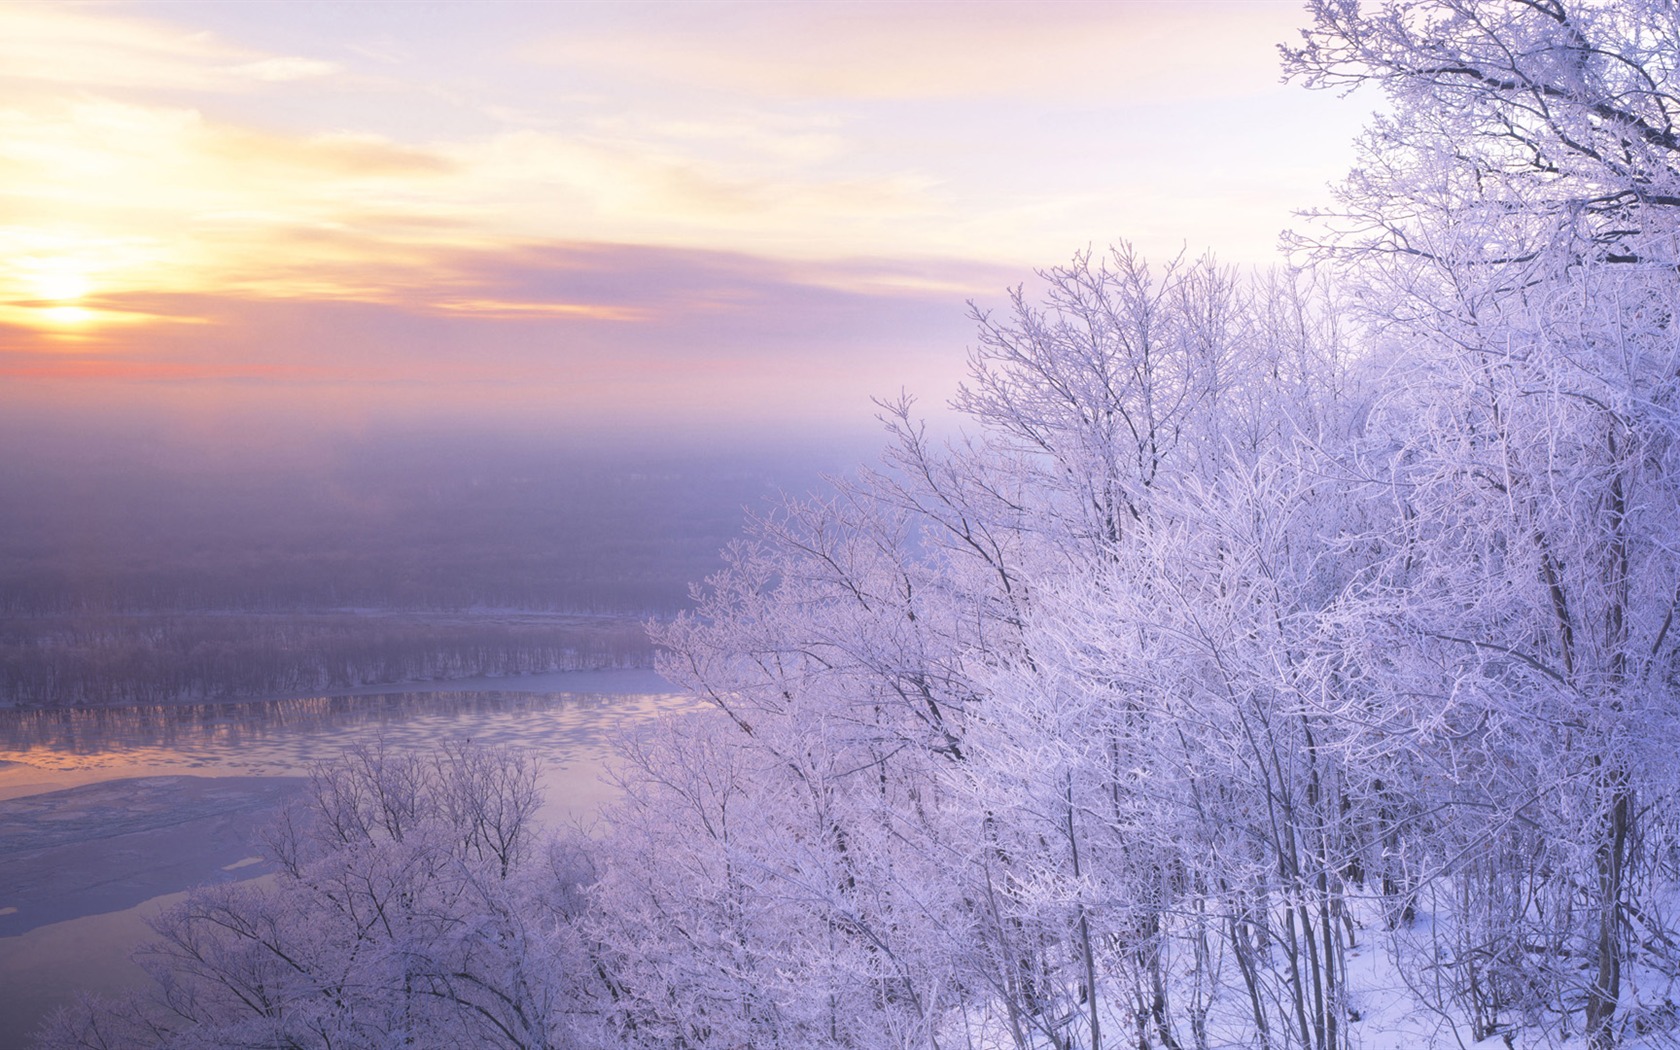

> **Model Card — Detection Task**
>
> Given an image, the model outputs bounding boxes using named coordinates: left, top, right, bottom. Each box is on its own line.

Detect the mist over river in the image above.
left=0, top=669, right=693, bottom=1046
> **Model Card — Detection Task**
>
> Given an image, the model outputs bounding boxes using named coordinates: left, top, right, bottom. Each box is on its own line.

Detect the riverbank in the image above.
left=0, top=667, right=672, bottom=802
left=0, top=670, right=693, bottom=1046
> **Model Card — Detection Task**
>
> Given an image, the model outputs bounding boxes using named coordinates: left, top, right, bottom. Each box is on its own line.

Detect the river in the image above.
left=0, top=669, right=694, bottom=1047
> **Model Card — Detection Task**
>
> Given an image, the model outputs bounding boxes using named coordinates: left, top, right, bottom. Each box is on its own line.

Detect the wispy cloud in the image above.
left=523, top=1, right=1295, bottom=103
left=0, top=89, right=964, bottom=329
left=225, top=56, right=339, bottom=83
left=0, top=4, right=335, bottom=93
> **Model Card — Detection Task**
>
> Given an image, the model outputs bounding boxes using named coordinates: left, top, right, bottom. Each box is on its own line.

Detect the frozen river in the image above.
left=0, top=669, right=694, bottom=1046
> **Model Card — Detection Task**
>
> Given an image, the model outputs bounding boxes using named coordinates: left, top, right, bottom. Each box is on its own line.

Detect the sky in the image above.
left=0, top=0, right=1371, bottom=450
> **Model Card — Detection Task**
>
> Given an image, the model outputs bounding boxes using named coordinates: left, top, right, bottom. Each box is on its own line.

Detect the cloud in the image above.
left=225, top=56, right=339, bottom=83
left=0, top=90, right=968, bottom=331
left=429, top=299, right=649, bottom=322
left=0, top=242, right=1011, bottom=431
left=214, top=130, right=458, bottom=179
left=0, top=0, right=1364, bottom=346
left=0, top=4, right=337, bottom=93
left=0, top=97, right=471, bottom=313
left=524, top=0, right=1299, bottom=103
left=0, top=0, right=1369, bottom=409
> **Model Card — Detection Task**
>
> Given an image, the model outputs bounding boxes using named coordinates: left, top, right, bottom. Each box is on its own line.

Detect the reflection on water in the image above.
left=0, top=676, right=698, bottom=811
left=2, top=690, right=663, bottom=764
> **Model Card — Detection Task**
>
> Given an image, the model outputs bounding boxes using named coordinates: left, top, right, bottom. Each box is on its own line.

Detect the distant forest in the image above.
left=0, top=438, right=841, bottom=706
left=0, top=612, right=649, bottom=706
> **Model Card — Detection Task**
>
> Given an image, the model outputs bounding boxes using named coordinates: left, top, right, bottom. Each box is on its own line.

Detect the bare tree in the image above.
left=34, top=741, right=588, bottom=1050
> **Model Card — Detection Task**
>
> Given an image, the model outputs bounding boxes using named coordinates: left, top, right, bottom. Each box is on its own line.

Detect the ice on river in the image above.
left=0, top=669, right=695, bottom=1045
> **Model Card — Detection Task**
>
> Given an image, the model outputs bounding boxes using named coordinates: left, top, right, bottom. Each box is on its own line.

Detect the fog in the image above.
left=0, top=407, right=878, bottom=706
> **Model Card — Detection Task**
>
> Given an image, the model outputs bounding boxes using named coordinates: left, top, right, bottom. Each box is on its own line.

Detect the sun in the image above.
left=40, top=304, right=95, bottom=327
left=14, top=262, right=99, bottom=330
left=4, top=253, right=187, bottom=334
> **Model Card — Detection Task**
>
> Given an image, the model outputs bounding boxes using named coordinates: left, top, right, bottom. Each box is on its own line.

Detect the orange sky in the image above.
left=0, top=0, right=1368, bottom=437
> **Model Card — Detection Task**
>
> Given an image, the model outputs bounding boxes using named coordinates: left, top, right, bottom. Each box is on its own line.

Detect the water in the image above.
left=0, top=669, right=695, bottom=1046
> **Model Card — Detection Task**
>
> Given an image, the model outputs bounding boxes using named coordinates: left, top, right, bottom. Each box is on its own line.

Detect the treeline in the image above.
left=0, top=442, right=842, bottom=707
left=0, top=565, right=703, bottom=620
left=0, top=613, right=651, bottom=707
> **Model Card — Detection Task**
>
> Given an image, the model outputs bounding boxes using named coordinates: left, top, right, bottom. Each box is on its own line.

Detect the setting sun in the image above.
left=38, top=304, right=93, bottom=327
left=2, top=262, right=97, bottom=333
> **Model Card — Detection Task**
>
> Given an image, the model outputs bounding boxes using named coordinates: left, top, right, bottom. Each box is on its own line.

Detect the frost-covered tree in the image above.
left=1288, top=2, right=1680, bottom=1044
left=1286, top=0, right=1680, bottom=272
left=35, top=742, right=597, bottom=1050
left=590, top=252, right=1372, bottom=1050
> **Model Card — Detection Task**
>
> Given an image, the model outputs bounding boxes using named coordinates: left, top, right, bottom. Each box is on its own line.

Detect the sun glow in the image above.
left=3, top=259, right=103, bottom=332
left=30, top=270, right=92, bottom=303
left=39, top=304, right=94, bottom=327
left=1, top=256, right=175, bottom=334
